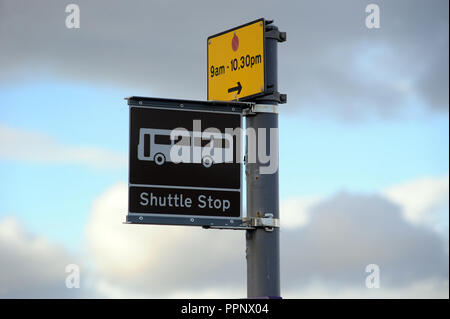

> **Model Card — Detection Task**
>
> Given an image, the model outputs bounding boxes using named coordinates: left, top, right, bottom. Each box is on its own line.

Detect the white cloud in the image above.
left=282, top=175, right=450, bottom=236
left=0, top=124, right=126, bottom=169
left=84, top=178, right=448, bottom=298
left=1, top=172, right=447, bottom=298
left=0, top=216, right=83, bottom=298
left=280, top=195, right=321, bottom=229
left=383, top=175, right=449, bottom=233
left=281, top=192, right=448, bottom=294
left=284, top=278, right=448, bottom=299
left=85, top=183, right=246, bottom=298
left=94, top=278, right=244, bottom=299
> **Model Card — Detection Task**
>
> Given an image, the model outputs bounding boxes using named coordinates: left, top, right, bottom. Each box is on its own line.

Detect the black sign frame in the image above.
left=126, top=96, right=253, bottom=228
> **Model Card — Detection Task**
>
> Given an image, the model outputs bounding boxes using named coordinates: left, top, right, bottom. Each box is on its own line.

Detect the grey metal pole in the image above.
left=245, top=21, right=285, bottom=298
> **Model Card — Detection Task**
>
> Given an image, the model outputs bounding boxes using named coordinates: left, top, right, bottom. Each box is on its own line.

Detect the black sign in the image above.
left=129, top=186, right=240, bottom=217
left=126, top=97, right=249, bottom=226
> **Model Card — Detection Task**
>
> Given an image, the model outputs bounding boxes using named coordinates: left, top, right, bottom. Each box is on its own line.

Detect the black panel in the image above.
left=129, top=106, right=242, bottom=189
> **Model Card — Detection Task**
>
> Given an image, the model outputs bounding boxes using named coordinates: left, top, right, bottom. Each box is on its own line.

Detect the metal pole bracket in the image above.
left=265, top=27, right=287, bottom=43
left=243, top=214, right=280, bottom=232
left=243, top=103, right=280, bottom=116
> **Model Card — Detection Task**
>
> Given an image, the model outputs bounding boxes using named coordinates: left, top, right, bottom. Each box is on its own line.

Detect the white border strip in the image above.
left=129, top=183, right=240, bottom=192
left=128, top=212, right=242, bottom=221
left=130, top=105, right=240, bottom=115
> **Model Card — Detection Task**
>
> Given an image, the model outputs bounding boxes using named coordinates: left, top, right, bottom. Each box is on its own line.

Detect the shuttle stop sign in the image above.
left=208, top=18, right=265, bottom=101
left=125, top=96, right=251, bottom=228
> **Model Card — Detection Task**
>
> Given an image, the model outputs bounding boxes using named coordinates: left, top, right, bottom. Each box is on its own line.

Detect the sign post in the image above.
left=208, top=19, right=286, bottom=298
left=243, top=21, right=286, bottom=299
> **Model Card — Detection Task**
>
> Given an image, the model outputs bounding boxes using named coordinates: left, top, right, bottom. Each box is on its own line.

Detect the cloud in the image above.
left=86, top=178, right=448, bottom=298
left=0, top=123, right=126, bottom=169
left=0, top=216, right=83, bottom=298
left=383, top=175, right=449, bottom=234
left=282, top=192, right=448, bottom=293
left=85, top=183, right=246, bottom=298
left=0, top=0, right=447, bottom=118
left=283, top=278, right=449, bottom=299
left=280, top=195, right=321, bottom=229
left=1, top=173, right=448, bottom=298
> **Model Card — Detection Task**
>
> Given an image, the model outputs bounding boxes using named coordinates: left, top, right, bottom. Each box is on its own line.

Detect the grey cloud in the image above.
left=282, top=192, right=449, bottom=291
left=0, top=217, right=86, bottom=298
left=1, top=187, right=448, bottom=297
left=0, top=0, right=448, bottom=119
left=87, top=183, right=448, bottom=298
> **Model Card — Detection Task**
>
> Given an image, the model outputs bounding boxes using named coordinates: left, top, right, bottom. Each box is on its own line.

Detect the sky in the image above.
left=0, top=0, right=448, bottom=298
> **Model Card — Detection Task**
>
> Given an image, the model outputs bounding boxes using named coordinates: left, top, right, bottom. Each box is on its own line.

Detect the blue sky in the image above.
left=280, top=100, right=449, bottom=197
left=0, top=80, right=130, bottom=252
left=0, top=78, right=448, bottom=253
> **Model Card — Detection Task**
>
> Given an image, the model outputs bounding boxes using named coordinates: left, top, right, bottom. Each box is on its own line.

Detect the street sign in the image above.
left=207, top=18, right=265, bottom=101
left=125, top=17, right=285, bottom=299
left=126, top=96, right=251, bottom=227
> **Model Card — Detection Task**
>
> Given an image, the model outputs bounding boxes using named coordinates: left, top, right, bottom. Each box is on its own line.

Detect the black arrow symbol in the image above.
left=228, top=82, right=242, bottom=95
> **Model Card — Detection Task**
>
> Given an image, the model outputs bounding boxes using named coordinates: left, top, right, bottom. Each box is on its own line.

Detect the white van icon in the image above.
left=137, top=128, right=233, bottom=168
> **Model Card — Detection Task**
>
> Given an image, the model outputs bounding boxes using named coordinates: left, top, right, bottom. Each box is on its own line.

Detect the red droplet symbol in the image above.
left=232, top=34, right=239, bottom=51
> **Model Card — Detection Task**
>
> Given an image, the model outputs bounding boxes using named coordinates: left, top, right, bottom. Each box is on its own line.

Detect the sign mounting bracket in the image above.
left=202, top=214, right=280, bottom=232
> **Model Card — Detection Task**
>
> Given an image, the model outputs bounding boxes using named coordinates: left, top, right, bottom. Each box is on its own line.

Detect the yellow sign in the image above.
left=208, top=19, right=265, bottom=101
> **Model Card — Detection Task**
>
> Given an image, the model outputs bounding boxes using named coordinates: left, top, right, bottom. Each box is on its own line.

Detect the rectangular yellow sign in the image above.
left=208, top=18, right=265, bottom=101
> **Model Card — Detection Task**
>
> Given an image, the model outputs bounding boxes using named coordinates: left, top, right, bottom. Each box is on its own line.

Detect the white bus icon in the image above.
left=137, top=128, right=233, bottom=168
